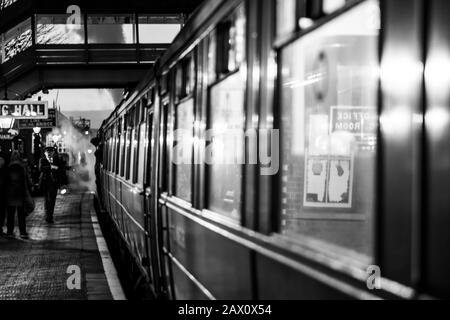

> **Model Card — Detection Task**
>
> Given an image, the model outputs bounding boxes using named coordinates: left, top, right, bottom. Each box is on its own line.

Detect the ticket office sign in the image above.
left=330, top=106, right=377, bottom=138
left=0, top=101, right=48, bottom=119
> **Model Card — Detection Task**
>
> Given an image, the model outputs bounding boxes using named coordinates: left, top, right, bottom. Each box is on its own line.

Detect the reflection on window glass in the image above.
left=87, top=15, right=136, bottom=44
left=0, top=0, right=18, bottom=10
left=207, top=32, right=217, bottom=84
left=228, top=5, right=246, bottom=72
left=0, top=19, right=32, bottom=63
left=208, top=70, right=246, bottom=222
left=174, top=99, right=194, bottom=203
left=276, top=0, right=297, bottom=37
left=138, top=16, right=181, bottom=44
left=279, top=0, right=380, bottom=262
left=36, top=15, right=84, bottom=44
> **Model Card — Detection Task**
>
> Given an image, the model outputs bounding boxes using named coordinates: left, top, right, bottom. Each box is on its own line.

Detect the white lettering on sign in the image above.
left=0, top=101, right=48, bottom=119
left=330, top=106, right=377, bottom=136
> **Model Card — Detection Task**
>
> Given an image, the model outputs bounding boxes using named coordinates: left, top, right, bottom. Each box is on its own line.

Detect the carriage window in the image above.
left=207, top=69, right=246, bottom=223
left=125, top=109, right=134, bottom=180
left=115, top=119, right=122, bottom=174
left=207, top=32, right=217, bottom=84
left=133, top=103, right=141, bottom=184
left=159, top=103, right=169, bottom=191
left=145, top=112, right=154, bottom=186
left=279, top=0, right=380, bottom=262
left=276, top=0, right=351, bottom=38
left=216, top=5, right=246, bottom=76
left=173, top=99, right=195, bottom=203
left=120, top=116, right=126, bottom=177
left=276, top=0, right=296, bottom=37
left=175, top=55, right=196, bottom=100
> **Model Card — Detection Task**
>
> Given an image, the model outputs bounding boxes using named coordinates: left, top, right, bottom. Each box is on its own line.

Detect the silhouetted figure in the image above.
left=5, top=151, right=32, bottom=239
left=0, top=152, right=6, bottom=236
left=39, top=147, right=63, bottom=224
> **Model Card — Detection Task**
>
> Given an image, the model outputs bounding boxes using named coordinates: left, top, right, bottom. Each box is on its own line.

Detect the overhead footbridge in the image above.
left=0, top=0, right=203, bottom=98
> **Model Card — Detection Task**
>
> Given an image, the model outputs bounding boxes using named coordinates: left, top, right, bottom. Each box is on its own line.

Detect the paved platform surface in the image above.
left=0, top=192, right=121, bottom=300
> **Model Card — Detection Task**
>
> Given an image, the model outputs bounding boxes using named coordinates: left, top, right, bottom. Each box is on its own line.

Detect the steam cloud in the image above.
left=49, top=118, right=96, bottom=192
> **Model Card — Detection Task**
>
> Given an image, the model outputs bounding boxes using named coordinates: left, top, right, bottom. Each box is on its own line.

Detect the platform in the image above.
left=0, top=192, right=125, bottom=300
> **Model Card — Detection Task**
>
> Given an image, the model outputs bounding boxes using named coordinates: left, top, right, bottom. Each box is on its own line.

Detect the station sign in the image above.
left=18, top=108, right=57, bottom=129
left=0, top=100, right=48, bottom=120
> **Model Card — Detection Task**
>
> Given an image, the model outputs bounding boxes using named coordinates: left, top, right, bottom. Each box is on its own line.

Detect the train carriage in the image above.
left=96, top=0, right=450, bottom=300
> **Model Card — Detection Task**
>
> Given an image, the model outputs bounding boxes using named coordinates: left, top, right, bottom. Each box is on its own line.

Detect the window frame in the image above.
left=203, top=2, right=248, bottom=226
left=272, top=0, right=381, bottom=269
left=171, top=50, right=197, bottom=204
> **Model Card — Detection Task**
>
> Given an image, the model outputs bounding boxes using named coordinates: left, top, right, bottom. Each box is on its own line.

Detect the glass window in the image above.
left=227, top=5, right=246, bottom=72
left=276, top=0, right=297, bottom=38
left=36, top=14, right=84, bottom=44
left=120, top=116, right=127, bottom=177
left=126, top=109, right=135, bottom=180
left=116, top=118, right=122, bottom=174
left=1, top=18, right=32, bottom=63
left=138, top=15, right=181, bottom=44
left=207, top=31, right=217, bottom=84
left=0, top=0, right=18, bottom=10
left=87, top=14, right=136, bottom=44
left=173, top=99, right=194, bottom=202
left=207, top=70, right=246, bottom=222
left=279, top=0, right=380, bottom=262
left=215, top=4, right=246, bottom=75
left=132, top=126, right=140, bottom=184
left=144, top=112, right=154, bottom=186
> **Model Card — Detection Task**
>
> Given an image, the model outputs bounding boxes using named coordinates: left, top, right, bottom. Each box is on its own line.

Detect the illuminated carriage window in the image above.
left=276, top=0, right=349, bottom=37
left=138, top=15, right=182, bottom=44
left=205, top=4, right=246, bottom=223
left=87, top=14, right=136, bottom=44
left=36, top=14, right=84, bottom=44
left=144, top=112, right=154, bottom=186
left=279, top=0, right=380, bottom=262
left=0, top=18, right=32, bottom=64
left=133, top=101, right=144, bottom=184
left=173, top=99, right=195, bottom=203
left=212, top=4, right=246, bottom=78
left=207, top=31, right=217, bottom=84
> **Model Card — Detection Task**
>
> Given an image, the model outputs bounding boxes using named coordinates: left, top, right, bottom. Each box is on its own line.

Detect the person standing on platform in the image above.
left=4, top=151, right=33, bottom=239
left=0, top=153, right=7, bottom=236
left=39, top=147, right=63, bottom=224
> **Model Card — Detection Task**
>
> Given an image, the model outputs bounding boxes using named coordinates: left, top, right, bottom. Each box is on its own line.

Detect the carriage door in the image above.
left=156, top=98, right=175, bottom=299
left=142, top=103, right=158, bottom=292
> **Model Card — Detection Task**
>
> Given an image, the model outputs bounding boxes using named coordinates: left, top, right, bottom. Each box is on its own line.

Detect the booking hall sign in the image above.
left=0, top=100, right=48, bottom=119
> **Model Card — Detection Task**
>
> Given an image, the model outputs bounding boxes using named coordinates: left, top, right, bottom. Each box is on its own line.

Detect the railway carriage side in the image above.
left=95, top=0, right=450, bottom=300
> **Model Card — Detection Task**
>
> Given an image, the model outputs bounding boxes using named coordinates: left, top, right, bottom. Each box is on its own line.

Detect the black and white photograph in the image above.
left=0, top=0, right=449, bottom=311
